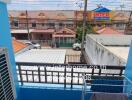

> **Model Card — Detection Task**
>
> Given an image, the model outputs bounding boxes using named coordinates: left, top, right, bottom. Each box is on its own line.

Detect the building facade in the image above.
left=9, top=10, right=76, bottom=47
left=9, top=10, right=132, bottom=47
left=75, top=10, right=131, bottom=34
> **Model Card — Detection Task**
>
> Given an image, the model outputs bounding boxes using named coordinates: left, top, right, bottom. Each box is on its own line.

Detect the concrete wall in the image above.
left=85, top=35, right=128, bottom=65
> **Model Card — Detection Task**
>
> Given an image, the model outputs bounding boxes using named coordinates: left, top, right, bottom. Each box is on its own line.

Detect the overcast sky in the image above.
left=7, top=0, right=132, bottom=11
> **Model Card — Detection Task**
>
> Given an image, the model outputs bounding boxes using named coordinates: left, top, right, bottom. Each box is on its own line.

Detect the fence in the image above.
left=65, top=55, right=81, bottom=64
left=16, top=62, right=125, bottom=88
left=82, top=75, right=132, bottom=100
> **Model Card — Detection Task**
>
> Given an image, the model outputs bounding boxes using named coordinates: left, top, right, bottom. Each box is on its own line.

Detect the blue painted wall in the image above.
left=125, top=42, right=132, bottom=100
left=0, top=1, right=19, bottom=99
left=126, top=42, right=132, bottom=80
left=19, top=87, right=92, bottom=100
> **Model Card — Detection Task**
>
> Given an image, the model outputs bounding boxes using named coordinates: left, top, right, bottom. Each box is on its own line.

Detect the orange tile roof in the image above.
left=12, top=39, right=28, bottom=53
left=53, top=28, right=76, bottom=38
left=96, top=27, right=123, bottom=35
left=55, top=28, right=76, bottom=34
left=9, top=10, right=74, bottom=20
left=112, top=13, right=128, bottom=21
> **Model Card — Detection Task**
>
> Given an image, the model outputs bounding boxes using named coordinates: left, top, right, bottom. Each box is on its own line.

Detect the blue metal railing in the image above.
left=82, top=75, right=132, bottom=100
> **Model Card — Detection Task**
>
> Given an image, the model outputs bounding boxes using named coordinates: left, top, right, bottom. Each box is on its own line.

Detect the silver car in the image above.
left=73, top=43, right=81, bottom=50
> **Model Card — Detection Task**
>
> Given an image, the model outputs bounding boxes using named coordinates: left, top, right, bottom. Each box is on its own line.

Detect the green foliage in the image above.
left=76, top=22, right=95, bottom=42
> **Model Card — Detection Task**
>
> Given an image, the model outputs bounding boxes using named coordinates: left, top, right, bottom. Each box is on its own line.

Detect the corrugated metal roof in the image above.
left=15, top=49, right=66, bottom=64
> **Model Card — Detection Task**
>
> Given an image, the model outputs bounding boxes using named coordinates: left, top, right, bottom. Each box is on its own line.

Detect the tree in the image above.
left=76, top=22, right=95, bottom=42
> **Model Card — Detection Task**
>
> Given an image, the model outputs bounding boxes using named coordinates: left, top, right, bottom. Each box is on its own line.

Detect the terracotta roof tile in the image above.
left=96, top=27, right=123, bottom=35
left=12, top=39, right=28, bottom=53
left=112, top=12, right=128, bottom=21
left=9, top=10, right=74, bottom=19
left=55, top=28, right=76, bottom=34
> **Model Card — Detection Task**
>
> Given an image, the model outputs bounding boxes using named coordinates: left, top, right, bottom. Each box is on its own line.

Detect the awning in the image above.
left=31, top=29, right=55, bottom=34
left=53, top=34, right=76, bottom=38
left=11, top=29, right=34, bottom=34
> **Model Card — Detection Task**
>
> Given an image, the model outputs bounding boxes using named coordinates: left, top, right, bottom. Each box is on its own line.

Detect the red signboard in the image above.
left=94, top=12, right=109, bottom=17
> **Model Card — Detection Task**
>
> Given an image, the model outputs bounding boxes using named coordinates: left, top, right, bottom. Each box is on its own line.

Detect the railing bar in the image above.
left=18, top=65, right=23, bottom=85
left=64, top=65, right=66, bottom=88
left=58, top=72, right=60, bottom=83
left=52, top=72, right=53, bottom=83
left=32, top=71, right=34, bottom=83
left=38, top=66, right=41, bottom=83
left=78, top=73, right=79, bottom=85
left=71, top=66, right=73, bottom=88
left=26, top=71, right=28, bottom=82
left=45, top=67, right=47, bottom=83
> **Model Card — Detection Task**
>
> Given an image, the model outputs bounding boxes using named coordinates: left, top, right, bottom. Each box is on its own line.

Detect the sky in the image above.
left=7, top=0, right=132, bottom=11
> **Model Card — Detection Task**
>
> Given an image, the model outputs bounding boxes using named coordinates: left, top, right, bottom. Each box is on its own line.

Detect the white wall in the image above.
left=85, top=35, right=128, bottom=66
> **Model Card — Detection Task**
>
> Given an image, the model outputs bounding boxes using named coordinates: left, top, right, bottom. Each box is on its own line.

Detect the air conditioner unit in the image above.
left=0, top=48, right=16, bottom=100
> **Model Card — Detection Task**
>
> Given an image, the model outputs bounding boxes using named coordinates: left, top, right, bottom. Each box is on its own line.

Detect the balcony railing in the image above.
left=16, top=62, right=125, bottom=88
left=82, top=75, right=132, bottom=100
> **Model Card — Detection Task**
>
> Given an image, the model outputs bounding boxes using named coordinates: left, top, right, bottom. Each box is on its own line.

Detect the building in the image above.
left=9, top=10, right=76, bottom=47
left=9, top=10, right=132, bottom=47
left=84, top=34, right=132, bottom=65
left=75, top=8, right=131, bottom=34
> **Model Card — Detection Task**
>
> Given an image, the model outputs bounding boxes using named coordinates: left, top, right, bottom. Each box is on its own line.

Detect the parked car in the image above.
left=73, top=43, right=81, bottom=50
left=25, top=41, right=41, bottom=49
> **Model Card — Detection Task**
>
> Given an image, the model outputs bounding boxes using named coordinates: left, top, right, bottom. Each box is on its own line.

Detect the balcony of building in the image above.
left=15, top=61, right=132, bottom=100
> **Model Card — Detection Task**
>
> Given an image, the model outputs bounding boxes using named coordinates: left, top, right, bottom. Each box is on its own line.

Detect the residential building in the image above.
left=75, top=8, right=131, bottom=34
left=9, top=9, right=132, bottom=47
left=9, top=10, right=76, bottom=47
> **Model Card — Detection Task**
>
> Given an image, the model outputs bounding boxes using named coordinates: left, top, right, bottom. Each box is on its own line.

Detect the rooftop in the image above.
left=85, top=35, right=132, bottom=65
left=12, top=39, right=28, bottom=53
left=15, top=49, right=66, bottom=64
left=105, top=46, right=130, bottom=61
left=96, top=27, right=123, bottom=35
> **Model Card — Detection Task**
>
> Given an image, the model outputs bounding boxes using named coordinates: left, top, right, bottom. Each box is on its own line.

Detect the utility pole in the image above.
left=125, top=11, right=132, bottom=34
left=26, top=10, right=30, bottom=41
left=81, top=0, right=87, bottom=63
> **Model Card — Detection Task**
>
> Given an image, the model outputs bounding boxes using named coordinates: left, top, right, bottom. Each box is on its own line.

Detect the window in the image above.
left=49, top=23, right=55, bottom=27
left=48, top=23, right=55, bottom=28
left=59, top=23, right=63, bottom=27
left=67, top=24, right=73, bottom=27
left=32, top=22, right=36, bottom=28
left=116, top=23, right=125, bottom=29
left=42, top=23, right=45, bottom=26
left=13, top=19, right=19, bottom=27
